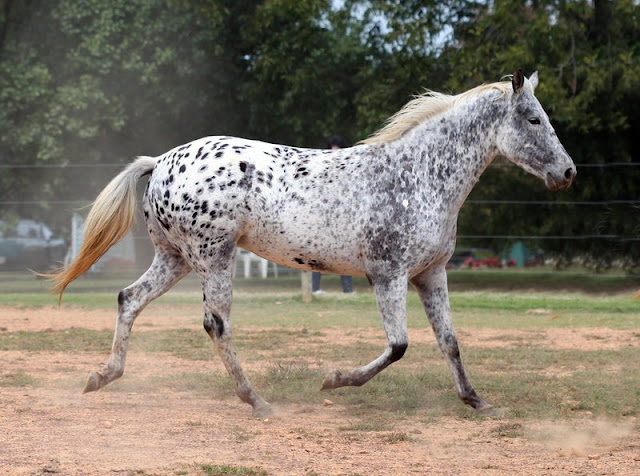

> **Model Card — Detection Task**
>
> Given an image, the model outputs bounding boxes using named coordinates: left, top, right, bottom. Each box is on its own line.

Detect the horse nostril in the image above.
left=564, top=168, right=574, bottom=182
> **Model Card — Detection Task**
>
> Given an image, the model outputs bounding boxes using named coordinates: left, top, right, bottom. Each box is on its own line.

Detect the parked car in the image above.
left=0, top=219, right=66, bottom=271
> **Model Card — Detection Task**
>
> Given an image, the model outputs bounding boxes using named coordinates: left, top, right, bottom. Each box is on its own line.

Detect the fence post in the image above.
left=301, top=271, right=312, bottom=303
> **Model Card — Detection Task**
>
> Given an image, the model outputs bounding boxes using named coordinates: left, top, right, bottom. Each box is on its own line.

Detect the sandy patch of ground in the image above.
left=1, top=306, right=639, bottom=475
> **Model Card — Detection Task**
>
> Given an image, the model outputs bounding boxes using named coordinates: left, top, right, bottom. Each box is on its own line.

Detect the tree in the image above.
left=0, top=0, right=241, bottom=231
left=444, top=0, right=640, bottom=269
left=1, top=0, right=637, bottom=269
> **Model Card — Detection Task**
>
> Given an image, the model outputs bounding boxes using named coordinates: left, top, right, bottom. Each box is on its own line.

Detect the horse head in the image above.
left=497, top=69, right=576, bottom=191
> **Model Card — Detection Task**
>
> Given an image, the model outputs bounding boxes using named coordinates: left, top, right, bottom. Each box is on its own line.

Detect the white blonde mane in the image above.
left=361, top=81, right=513, bottom=145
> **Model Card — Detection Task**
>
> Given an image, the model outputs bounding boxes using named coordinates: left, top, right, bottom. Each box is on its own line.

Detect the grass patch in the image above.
left=255, top=361, right=326, bottom=404
left=4, top=268, right=639, bottom=295
left=2, top=288, right=637, bottom=331
left=2, top=278, right=639, bottom=423
left=446, top=291, right=640, bottom=316
left=339, top=417, right=395, bottom=432
left=380, top=431, right=414, bottom=444
left=0, top=328, right=112, bottom=352
left=0, top=372, right=40, bottom=387
left=7, top=325, right=637, bottom=421
left=490, top=422, right=524, bottom=438
left=200, top=464, right=268, bottom=476
left=279, top=341, right=640, bottom=420
left=446, top=268, right=640, bottom=294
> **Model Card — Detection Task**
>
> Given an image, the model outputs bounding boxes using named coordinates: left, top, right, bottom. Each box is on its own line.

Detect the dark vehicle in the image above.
left=0, top=219, right=66, bottom=271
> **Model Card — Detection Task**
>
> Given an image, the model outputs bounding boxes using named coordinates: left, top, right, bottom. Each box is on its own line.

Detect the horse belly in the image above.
left=237, top=217, right=366, bottom=277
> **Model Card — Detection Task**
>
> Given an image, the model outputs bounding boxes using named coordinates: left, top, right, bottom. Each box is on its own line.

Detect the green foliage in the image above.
left=238, top=0, right=366, bottom=146
left=1, top=0, right=638, bottom=262
left=446, top=0, right=640, bottom=267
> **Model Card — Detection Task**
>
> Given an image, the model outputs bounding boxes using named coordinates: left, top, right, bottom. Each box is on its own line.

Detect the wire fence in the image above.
left=1, top=161, right=638, bottom=279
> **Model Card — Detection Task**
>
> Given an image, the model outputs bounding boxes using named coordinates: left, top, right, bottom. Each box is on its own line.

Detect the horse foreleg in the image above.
left=322, top=275, right=408, bottom=389
left=84, top=252, right=190, bottom=393
left=411, top=267, right=494, bottom=415
left=201, top=268, right=272, bottom=419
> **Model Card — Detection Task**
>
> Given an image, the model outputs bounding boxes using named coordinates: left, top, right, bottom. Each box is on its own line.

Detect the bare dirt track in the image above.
left=1, top=305, right=639, bottom=476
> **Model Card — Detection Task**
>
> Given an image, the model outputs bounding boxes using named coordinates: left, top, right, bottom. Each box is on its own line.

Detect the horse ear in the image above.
left=512, top=69, right=524, bottom=94
left=529, top=71, right=539, bottom=90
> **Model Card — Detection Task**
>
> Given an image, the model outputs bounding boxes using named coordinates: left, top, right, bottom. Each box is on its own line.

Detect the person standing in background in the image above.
left=312, top=135, right=354, bottom=294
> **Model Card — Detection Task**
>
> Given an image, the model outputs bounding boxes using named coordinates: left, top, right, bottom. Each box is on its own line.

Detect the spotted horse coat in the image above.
left=46, top=70, right=576, bottom=418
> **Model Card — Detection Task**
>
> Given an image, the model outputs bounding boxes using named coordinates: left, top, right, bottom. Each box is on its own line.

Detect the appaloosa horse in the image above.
left=46, top=70, right=575, bottom=418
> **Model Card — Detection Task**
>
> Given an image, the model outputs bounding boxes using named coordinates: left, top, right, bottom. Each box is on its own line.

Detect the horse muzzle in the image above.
left=545, top=165, right=576, bottom=191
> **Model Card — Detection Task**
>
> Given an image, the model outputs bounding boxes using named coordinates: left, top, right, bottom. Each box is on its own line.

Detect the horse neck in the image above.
left=399, top=94, right=504, bottom=210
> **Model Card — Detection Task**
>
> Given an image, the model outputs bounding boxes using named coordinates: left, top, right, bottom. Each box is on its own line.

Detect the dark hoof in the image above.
left=476, top=405, right=500, bottom=418
left=83, top=371, right=103, bottom=393
left=321, top=369, right=343, bottom=390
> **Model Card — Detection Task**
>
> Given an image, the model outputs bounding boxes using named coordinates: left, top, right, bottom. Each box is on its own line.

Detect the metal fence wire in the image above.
left=1, top=161, right=638, bottom=277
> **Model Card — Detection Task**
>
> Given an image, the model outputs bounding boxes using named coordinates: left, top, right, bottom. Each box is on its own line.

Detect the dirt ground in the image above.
left=1, top=305, right=639, bottom=476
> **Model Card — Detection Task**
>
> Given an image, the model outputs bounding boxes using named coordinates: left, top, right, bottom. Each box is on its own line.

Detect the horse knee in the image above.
left=118, top=289, right=131, bottom=310
left=117, top=289, right=139, bottom=323
left=203, top=311, right=225, bottom=338
left=389, top=342, right=408, bottom=363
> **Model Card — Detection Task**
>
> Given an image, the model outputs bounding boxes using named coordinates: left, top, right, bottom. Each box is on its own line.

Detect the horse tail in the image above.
left=41, top=156, right=157, bottom=302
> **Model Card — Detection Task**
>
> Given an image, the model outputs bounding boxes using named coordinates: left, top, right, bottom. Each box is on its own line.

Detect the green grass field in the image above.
left=1, top=270, right=639, bottom=424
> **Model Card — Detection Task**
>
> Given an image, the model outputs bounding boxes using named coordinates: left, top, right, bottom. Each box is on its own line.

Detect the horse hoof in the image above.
left=476, top=404, right=499, bottom=418
left=321, top=369, right=343, bottom=390
left=83, top=371, right=103, bottom=393
left=252, top=404, right=274, bottom=420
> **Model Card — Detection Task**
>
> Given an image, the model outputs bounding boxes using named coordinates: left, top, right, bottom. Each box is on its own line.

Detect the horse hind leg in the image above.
left=200, top=264, right=272, bottom=419
left=83, top=250, right=191, bottom=393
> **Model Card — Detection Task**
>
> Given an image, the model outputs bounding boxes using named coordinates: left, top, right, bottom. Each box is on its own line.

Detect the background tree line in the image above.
left=0, top=0, right=638, bottom=269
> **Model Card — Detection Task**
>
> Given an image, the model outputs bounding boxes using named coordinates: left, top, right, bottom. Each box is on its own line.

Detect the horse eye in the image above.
left=529, top=118, right=541, bottom=125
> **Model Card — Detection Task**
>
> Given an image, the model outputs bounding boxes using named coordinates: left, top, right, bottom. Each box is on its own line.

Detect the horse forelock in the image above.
left=360, top=80, right=513, bottom=145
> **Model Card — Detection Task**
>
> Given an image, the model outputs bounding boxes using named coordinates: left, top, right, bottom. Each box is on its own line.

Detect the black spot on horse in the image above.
left=308, top=259, right=328, bottom=271
left=159, top=219, right=171, bottom=231
left=117, top=289, right=131, bottom=308
left=204, top=312, right=225, bottom=338
left=293, top=257, right=305, bottom=265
